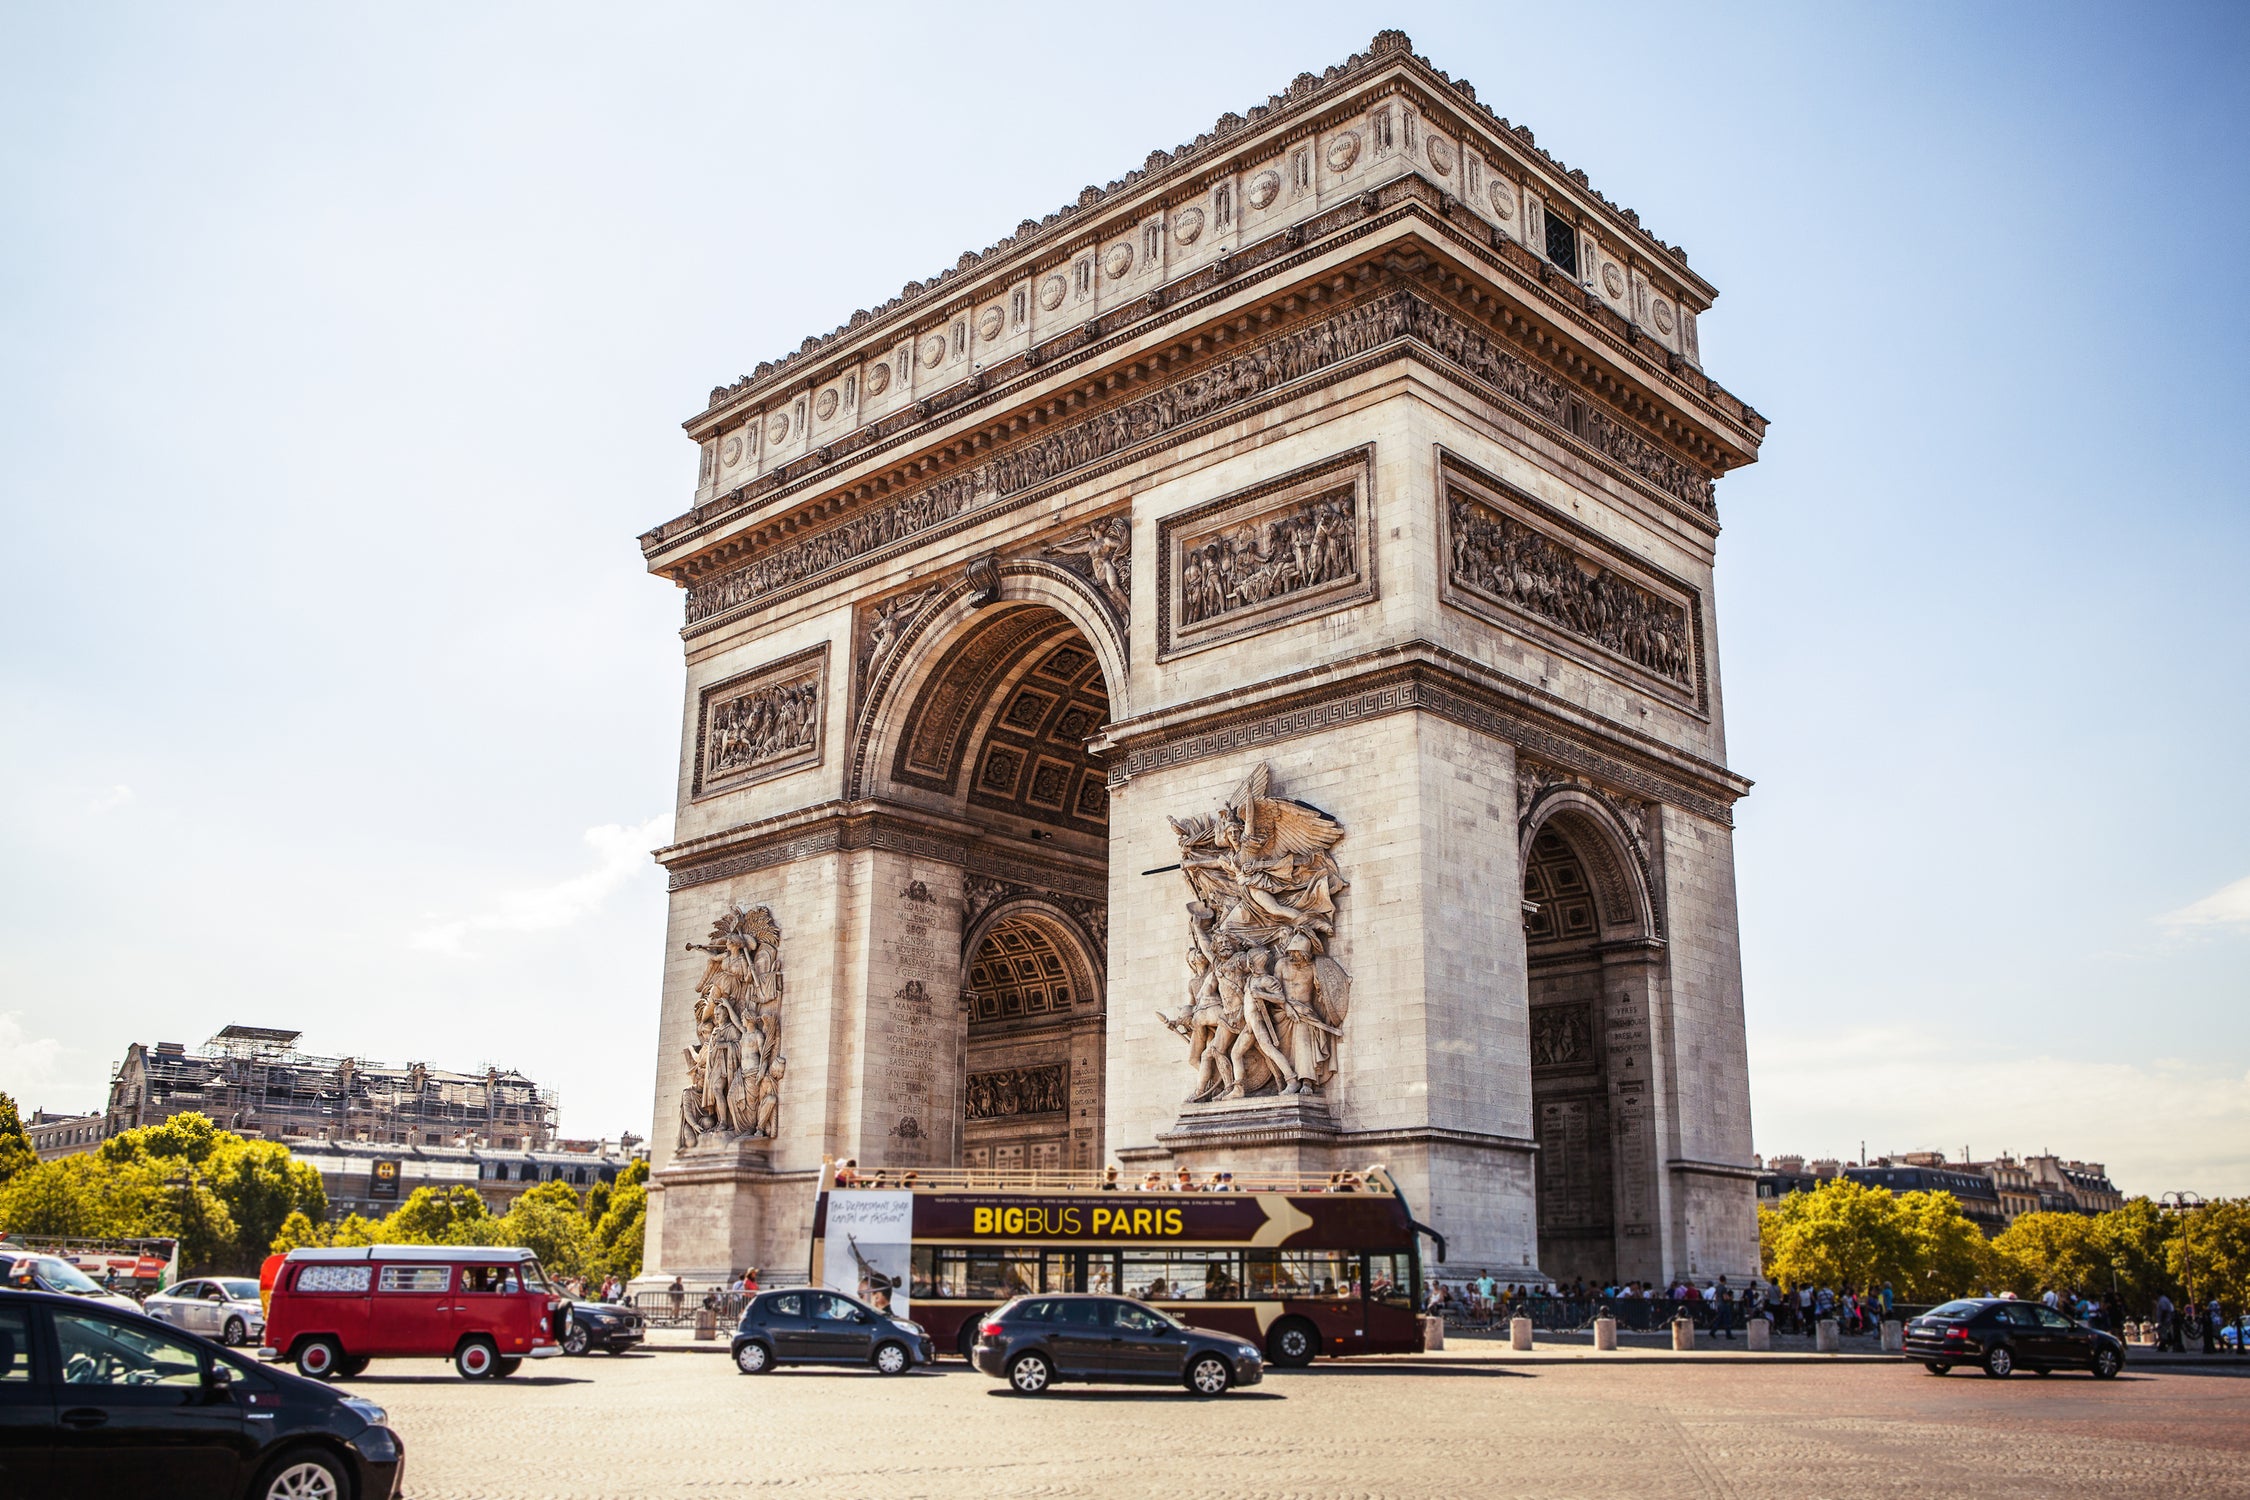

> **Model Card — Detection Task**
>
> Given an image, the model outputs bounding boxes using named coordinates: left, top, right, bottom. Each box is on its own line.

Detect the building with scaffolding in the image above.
left=100, top=1025, right=559, bottom=1152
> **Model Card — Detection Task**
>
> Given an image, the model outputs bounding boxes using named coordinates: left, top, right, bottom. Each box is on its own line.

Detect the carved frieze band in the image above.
left=1440, top=453, right=1704, bottom=709
left=1156, top=446, right=1376, bottom=659
left=1108, top=661, right=1736, bottom=826
left=691, top=644, right=827, bottom=798
left=682, top=287, right=1715, bottom=632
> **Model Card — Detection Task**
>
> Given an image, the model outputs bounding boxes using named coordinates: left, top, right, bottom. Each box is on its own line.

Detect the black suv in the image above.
left=972, top=1294, right=1265, bottom=1395
left=730, top=1288, right=934, bottom=1375
left=0, top=1286, right=404, bottom=1500
left=1904, top=1297, right=2125, bottom=1379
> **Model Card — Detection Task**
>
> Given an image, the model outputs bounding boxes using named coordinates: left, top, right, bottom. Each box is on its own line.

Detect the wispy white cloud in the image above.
left=1753, top=1027, right=2250, bottom=1196
left=2160, top=875, right=2250, bottom=933
left=0, top=1013, right=68, bottom=1094
left=410, top=814, right=672, bottom=955
left=87, top=784, right=134, bottom=814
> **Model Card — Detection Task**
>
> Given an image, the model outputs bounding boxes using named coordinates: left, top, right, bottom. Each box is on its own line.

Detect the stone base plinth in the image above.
left=634, top=1143, right=818, bottom=1293
left=1152, top=1093, right=1337, bottom=1167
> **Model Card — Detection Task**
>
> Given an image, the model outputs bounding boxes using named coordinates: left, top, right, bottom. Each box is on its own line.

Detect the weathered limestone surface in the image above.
left=634, top=31, right=1765, bottom=1291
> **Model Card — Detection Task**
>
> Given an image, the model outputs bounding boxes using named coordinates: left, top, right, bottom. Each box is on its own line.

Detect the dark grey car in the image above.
left=729, top=1289, right=935, bottom=1375
left=971, top=1294, right=1264, bottom=1395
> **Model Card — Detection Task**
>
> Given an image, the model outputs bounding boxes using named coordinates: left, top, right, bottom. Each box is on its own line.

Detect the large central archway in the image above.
left=858, top=582, right=1117, bottom=1176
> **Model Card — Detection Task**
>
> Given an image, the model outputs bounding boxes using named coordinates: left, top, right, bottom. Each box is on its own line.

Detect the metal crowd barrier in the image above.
left=629, top=1275, right=809, bottom=1329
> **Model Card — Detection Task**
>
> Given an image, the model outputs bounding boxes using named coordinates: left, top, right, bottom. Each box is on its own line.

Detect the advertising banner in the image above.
left=822, top=1190, right=914, bottom=1318
left=369, top=1159, right=401, bottom=1201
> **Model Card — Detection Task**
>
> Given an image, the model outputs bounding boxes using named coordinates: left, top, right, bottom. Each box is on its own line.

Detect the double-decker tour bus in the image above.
left=806, top=1162, right=1442, bottom=1366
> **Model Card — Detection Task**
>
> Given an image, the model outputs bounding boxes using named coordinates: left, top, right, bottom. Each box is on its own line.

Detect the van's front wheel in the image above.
left=455, top=1337, right=500, bottom=1379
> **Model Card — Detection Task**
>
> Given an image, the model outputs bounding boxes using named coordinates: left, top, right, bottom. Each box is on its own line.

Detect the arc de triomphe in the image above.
left=635, top=31, right=1765, bottom=1288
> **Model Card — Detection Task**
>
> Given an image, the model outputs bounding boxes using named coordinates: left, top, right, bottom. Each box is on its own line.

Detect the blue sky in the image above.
left=3, top=3, right=2245, bottom=1191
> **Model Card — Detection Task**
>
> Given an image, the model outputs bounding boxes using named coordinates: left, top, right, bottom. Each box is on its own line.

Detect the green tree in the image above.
left=99, top=1111, right=224, bottom=1169
left=377, top=1185, right=490, bottom=1244
left=0, top=1093, right=34, bottom=1186
left=494, top=1180, right=595, bottom=1278
left=592, top=1180, right=648, bottom=1283
left=584, top=1178, right=613, bottom=1227
left=270, top=1209, right=328, bottom=1253
left=2092, top=1198, right=2179, bottom=1310
left=1760, top=1179, right=1914, bottom=1292
left=2171, top=1199, right=2250, bottom=1304
left=1893, top=1191, right=1991, bottom=1301
left=0, top=1158, right=92, bottom=1237
left=1991, top=1212, right=2106, bottom=1298
left=208, top=1140, right=327, bottom=1265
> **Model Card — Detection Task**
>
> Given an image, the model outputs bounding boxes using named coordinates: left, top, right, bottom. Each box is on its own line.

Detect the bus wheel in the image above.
left=957, top=1318, right=985, bottom=1362
left=1266, top=1319, right=1318, bottom=1368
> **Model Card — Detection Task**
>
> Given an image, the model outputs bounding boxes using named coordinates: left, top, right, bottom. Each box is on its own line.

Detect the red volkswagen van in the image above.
left=258, top=1244, right=569, bottom=1379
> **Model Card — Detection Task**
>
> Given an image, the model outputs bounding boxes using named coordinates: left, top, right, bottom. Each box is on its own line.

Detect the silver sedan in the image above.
left=143, top=1276, right=266, bottom=1346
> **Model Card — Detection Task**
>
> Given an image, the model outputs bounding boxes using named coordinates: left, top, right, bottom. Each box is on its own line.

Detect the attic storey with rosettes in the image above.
left=635, top=30, right=1766, bottom=1295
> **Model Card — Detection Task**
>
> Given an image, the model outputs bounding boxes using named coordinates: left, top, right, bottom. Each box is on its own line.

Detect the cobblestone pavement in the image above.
left=350, top=1350, right=2250, bottom=1500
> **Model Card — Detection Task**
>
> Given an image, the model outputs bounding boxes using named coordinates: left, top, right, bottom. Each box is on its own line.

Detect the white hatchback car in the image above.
left=144, top=1275, right=267, bottom=1346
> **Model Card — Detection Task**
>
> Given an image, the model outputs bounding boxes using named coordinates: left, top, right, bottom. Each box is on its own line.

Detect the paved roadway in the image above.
left=347, top=1348, right=2250, bottom=1500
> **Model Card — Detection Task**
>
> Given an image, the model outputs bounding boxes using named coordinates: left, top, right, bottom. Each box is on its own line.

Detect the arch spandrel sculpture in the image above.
left=636, top=31, right=1764, bottom=1294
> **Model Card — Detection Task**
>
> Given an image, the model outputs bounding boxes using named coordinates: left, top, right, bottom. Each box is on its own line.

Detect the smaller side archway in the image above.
left=1518, top=791, right=1666, bottom=1287
left=958, top=897, right=1107, bottom=1177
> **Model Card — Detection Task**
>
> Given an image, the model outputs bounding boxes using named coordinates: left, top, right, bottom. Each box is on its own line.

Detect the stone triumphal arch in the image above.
left=636, top=31, right=1766, bottom=1288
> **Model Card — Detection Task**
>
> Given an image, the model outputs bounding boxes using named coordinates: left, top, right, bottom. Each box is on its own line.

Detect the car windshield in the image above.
left=38, top=1259, right=104, bottom=1294
left=218, top=1279, right=261, bottom=1301
left=522, top=1259, right=555, bottom=1295
left=1924, top=1300, right=1986, bottom=1320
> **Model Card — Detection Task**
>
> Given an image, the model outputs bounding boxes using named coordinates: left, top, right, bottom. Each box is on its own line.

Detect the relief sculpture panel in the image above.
left=1159, top=763, right=1351, bottom=1100
left=1442, top=465, right=1700, bottom=700
left=677, top=905, right=785, bottom=1149
left=964, top=1064, right=1068, bottom=1121
left=1158, top=448, right=1376, bottom=658
left=693, top=645, right=826, bottom=796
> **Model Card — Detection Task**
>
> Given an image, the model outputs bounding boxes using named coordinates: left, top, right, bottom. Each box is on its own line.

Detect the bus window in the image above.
left=1283, top=1251, right=1358, bottom=1298
left=1121, top=1253, right=1172, bottom=1301
left=1083, top=1252, right=1117, bottom=1296
left=1367, top=1252, right=1415, bottom=1309
left=965, top=1251, right=1041, bottom=1300
left=1121, top=1251, right=1242, bottom=1301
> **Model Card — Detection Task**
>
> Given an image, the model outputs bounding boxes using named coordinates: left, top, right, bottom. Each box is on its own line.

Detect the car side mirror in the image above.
left=205, top=1363, right=235, bottom=1389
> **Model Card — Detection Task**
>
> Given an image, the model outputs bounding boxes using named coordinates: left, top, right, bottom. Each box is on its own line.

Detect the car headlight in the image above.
left=341, top=1397, right=389, bottom=1429
left=583, top=1313, right=617, bottom=1328
left=896, top=1320, right=925, bottom=1335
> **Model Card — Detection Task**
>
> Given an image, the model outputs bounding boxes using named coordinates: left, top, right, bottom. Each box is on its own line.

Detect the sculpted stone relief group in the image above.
left=705, top=678, right=820, bottom=780
left=1160, top=763, right=1353, bottom=1101
left=684, top=288, right=1713, bottom=628
left=964, top=1065, right=1068, bottom=1121
left=678, top=905, right=786, bottom=1149
left=1448, top=492, right=1693, bottom=687
left=1180, top=492, right=1358, bottom=628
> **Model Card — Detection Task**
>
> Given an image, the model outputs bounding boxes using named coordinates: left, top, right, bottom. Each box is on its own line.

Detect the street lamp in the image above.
left=2160, top=1191, right=2205, bottom=1309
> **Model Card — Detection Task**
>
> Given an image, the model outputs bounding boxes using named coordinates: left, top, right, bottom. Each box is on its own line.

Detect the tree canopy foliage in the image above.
left=0, top=1094, right=34, bottom=1186
left=0, top=1110, right=325, bottom=1274
left=1762, top=1178, right=2250, bottom=1310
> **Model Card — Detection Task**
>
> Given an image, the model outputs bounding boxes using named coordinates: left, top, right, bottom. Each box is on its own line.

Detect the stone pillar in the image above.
left=1420, top=1315, right=1445, bottom=1352
left=1593, top=1317, right=1617, bottom=1350
left=1815, top=1318, right=1840, bottom=1353
left=1746, top=1317, right=1770, bottom=1351
left=1510, top=1316, right=1533, bottom=1351
left=1880, top=1319, right=1904, bottom=1353
left=1670, top=1317, right=1694, bottom=1351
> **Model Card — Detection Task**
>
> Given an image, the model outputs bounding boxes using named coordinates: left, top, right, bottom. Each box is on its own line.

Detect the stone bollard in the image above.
left=1880, top=1319, right=1904, bottom=1353
left=1671, top=1317, right=1695, bottom=1352
left=1510, top=1316, right=1533, bottom=1351
left=1594, top=1317, right=1618, bottom=1351
left=2136, top=1321, right=2153, bottom=1346
left=1816, top=1318, right=1840, bottom=1353
left=1421, top=1314, right=1445, bottom=1352
left=693, top=1306, right=718, bottom=1341
left=1746, top=1318, right=1771, bottom=1351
